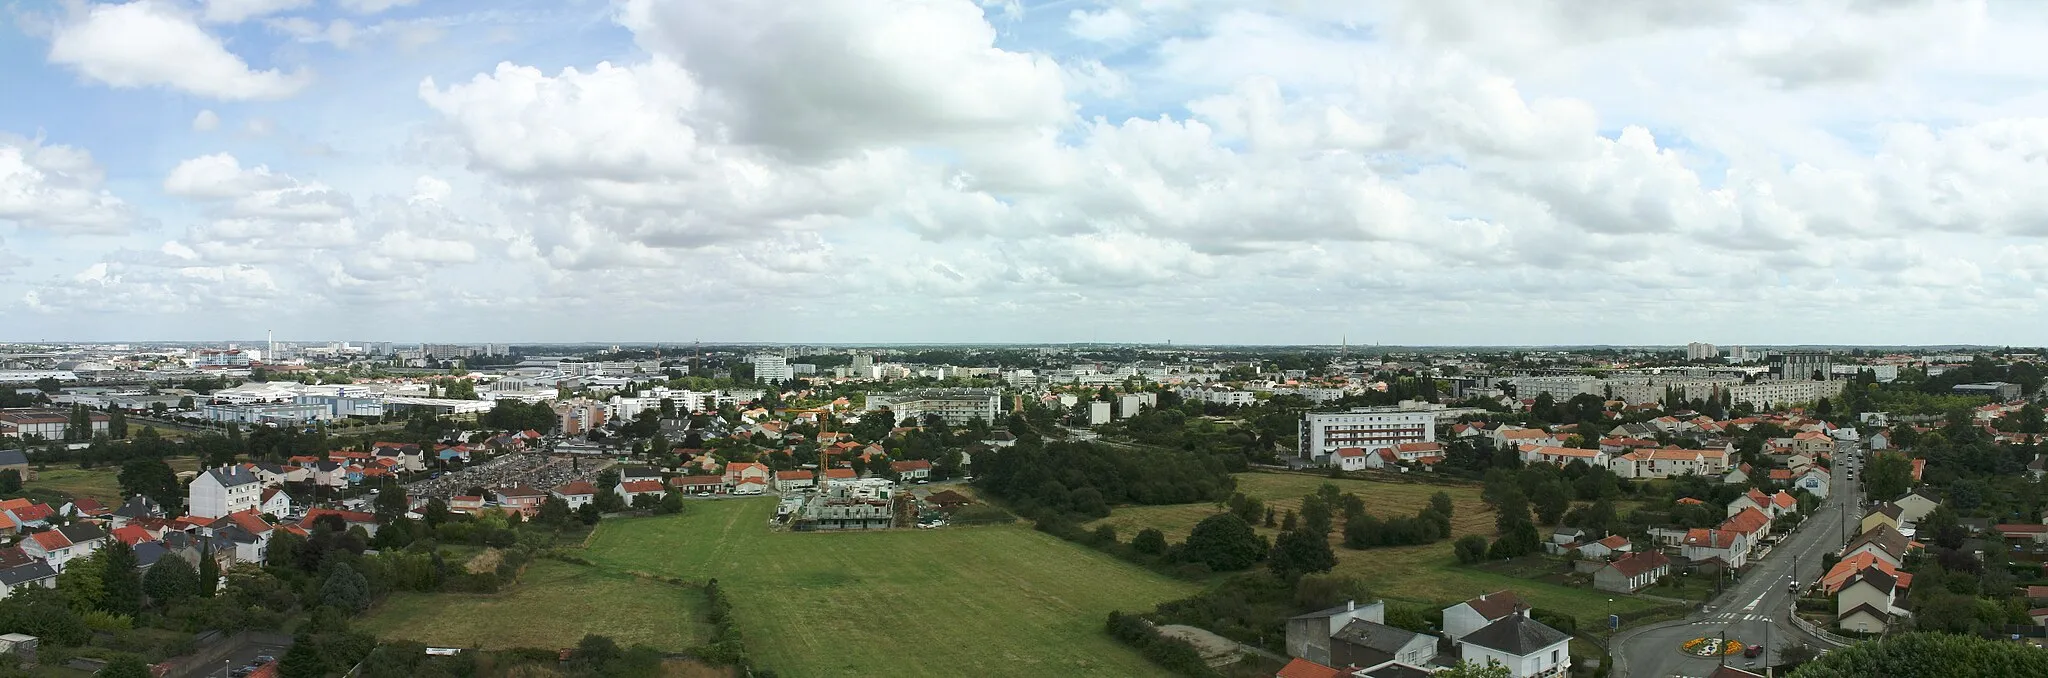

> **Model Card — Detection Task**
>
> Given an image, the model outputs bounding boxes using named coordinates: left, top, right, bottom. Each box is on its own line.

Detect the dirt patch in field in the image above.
left=466, top=548, right=503, bottom=574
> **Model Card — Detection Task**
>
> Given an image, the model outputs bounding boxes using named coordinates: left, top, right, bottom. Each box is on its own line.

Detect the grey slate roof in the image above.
left=1332, top=619, right=1423, bottom=654
left=1360, top=664, right=1433, bottom=678
left=56, top=522, right=106, bottom=544
left=113, top=496, right=161, bottom=519
left=133, top=542, right=168, bottom=569
left=206, top=467, right=259, bottom=487
left=0, top=560, right=57, bottom=586
left=0, top=449, right=27, bottom=467
left=1460, top=614, right=1570, bottom=656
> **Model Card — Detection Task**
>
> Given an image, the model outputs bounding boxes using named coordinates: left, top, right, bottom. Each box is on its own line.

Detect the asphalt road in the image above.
left=1614, top=442, right=1862, bottom=677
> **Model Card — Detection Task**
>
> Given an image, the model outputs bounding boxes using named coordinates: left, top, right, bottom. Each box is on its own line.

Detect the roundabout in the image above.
left=1680, top=636, right=1745, bottom=658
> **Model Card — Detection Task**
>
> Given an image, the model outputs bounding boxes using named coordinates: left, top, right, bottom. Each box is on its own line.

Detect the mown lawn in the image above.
left=584, top=499, right=1198, bottom=678
left=359, top=559, right=710, bottom=651
left=27, top=456, right=204, bottom=503
left=1088, top=471, right=1671, bottom=629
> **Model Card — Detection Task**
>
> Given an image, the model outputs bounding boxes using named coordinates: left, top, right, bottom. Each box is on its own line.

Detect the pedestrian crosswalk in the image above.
left=1706, top=612, right=1771, bottom=622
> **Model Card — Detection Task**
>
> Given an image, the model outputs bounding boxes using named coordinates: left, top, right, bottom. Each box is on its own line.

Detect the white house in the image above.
left=21, top=524, right=108, bottom=572
left=258, top=487, right=292, bottom=517
left=1794, top=468, right=1831, bottom=499
left=1335, top=448, right=1371, bottom=472
left=1458, top=614, right=1572, bottom=678
left=0, top=561, right=58, bottom=599
left=188, top=467, right=263, bottom=519
left=551, top=481, right=599, bottom=510
left=1443, top=590, right=1529, bottom=643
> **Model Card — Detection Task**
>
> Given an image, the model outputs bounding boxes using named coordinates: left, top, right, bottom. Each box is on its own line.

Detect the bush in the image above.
left=1103, top=611, right=1223, bottom=678
left=1453, top=535, right=1490, bottom=564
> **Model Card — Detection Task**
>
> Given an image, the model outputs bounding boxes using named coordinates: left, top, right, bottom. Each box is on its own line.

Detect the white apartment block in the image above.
left=866, top=388, right=1002, bottom=426
left=1725, top=379, right=1847, bottom=409
left=1298, top=408, right=1436, bottom=461
left=751, top=355, right=795, bottom=384
left=188, top=467, right=262, bottom=519
left=1685, top=342, right=1718, bottom=360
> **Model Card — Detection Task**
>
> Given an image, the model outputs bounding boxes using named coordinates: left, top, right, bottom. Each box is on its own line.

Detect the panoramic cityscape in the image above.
left=6, top=1, right=2048, bottom=678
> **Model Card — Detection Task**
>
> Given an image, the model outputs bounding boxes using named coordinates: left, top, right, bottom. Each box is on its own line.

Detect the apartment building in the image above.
left=865, top=388, right=1002, bottom=426
left=1299, top=408, right=1436, bottom=462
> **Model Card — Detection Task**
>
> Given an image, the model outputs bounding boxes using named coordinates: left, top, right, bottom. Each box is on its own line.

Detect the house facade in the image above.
left=188, top=467, right=262, bottom=519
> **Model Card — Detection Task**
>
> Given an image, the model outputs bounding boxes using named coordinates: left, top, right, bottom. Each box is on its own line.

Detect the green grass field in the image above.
left=359, top=559, right=710, bottom=651
left=584, top=499, right=1198, bottom=678
left=1088, top=471, right=1670, bottom=629
left=27, top=456, right=203, bottom=503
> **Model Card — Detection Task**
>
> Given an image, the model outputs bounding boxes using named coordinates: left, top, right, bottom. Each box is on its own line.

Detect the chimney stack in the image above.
left=1346, top=600, right=1354, bottom=612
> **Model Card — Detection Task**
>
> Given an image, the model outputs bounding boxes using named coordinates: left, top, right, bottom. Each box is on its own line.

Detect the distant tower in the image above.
left=267, top=330, right=275, bottom=361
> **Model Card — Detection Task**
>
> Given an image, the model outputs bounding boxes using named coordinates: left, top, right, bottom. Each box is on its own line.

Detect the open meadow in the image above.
left=26, top=456, right=204, bottom=504
left=1087, top=471, right=1669, bottom=628
left=359, top=559, right=710, bottom=651
left=584, top=498, right=1199, bottom=678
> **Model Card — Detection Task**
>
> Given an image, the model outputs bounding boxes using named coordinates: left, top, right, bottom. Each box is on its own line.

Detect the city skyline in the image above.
left=4, top=1, right=2048, bottom=344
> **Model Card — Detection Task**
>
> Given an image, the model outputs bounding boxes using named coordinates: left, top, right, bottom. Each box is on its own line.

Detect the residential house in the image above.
left=488, top=485, right=545, bottom=516
left=21, top=523, right=108, bottom=572
left=109, top=496, right=163, bottom=529
left=775, top=470, right=816, bottom=492
left=891, top=459, right=933, bottom=480
left=209, top=512, right=275, bottom=563
left=1595, top=551, right=1670, bottom=593
left=1578, top=535, right=1632, bottom=559
left=1851, top=524, right=1908, bottom=573
left=1369, top=442, right=1445, bottom=469
left=449, top=495, right=485, bottom=514
left=1996, top=523, right=2048, bottom=545
left=1836, top=567, right=1905, bottom=633
left=1727, top=489, right=1770, bottom=518
left=1495, top=428, right=1561, bottom=450
left=723, top=462, right=771, bottom=489
left=616, top=480, right=667, bottom=504
left=1611, top=447, right=1728, bottom=480
left=731, top=477, right=768, bottom=496
left=1820, top=552, right=1911, bottom=595
left=1276, top=659, right=1347, bottom=678
left=1722, top=507, right=1773, bottom=543
left=1285, top=599, right=1385, bottom=665
left=1330, top=619, right=1437, bottom=669
left=1793, top=468, right=1831, bottom=499
left=187, top=466, right=262, bottom=519
left=1862, top=504, right=1904, bottom=534
left=1519, top=446, right=1609, bottom=469
left=1680, top=528, right=1748, bottom=570
left=672, top=477, right=724, bottom=495
left=1893, top=492, right=1939, bottom=524
left=1443, top=591, right=1529, bottom=643
left=552, top=481, right=599, bottom=510
left=1457, top=613, right=1571, bottom=678
left=1791, top=431, right=1834, bottom=457
left=1334, top=448, right=1371, bottom=472
left=0, top=561, right=57, bottom=599
left=258, top=487, right=292, bottom=517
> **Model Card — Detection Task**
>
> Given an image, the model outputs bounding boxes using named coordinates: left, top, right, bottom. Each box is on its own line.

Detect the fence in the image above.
left=1788, top=613, right=1855, bottom=647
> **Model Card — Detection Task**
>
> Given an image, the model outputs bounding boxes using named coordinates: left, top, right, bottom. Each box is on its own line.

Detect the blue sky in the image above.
left=2, top=0, right=2047, bottom=345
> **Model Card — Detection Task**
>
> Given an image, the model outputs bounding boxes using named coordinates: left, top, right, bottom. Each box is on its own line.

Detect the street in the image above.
left=1613, top=441, right=1862, bottom=677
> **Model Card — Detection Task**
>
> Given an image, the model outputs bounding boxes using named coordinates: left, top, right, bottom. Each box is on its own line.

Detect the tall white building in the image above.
left=188, top=467, right=262, bottom=519
left=1686, top=342, right=1718, bottom=361
left=866, top=388, right=1002, bottom=425
left=751, top=354, right=795, bottom=384
left=1299, top=408, right=1436, bottom=462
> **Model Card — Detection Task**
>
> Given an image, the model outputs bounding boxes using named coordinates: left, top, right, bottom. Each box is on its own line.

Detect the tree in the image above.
left=1787, top=631, right=2048, bottom=677
left=1132, top=528, right=1168, bottom=556
left=279, top=633, right=327, bottom=678
left=1531, top=481, right=1569, bottom=525
left=1180, top=514, right=1266, bottom=571
left=1429, top=491, right=1455, bottom=523
left=197, top=543, right=219, bottom=597
left=142, top=552, right=200, bottom=604
left=0, top=469, right=19, bottom=494
left=1268, top=528, right=1337, bottom=581
left=1437, top=660, right=1513, bottom=678
left=319, top=562, right=371, bottom=613
left=97, top=539, right=142, bottom=615
left=1453, top=535, right=1489, bottom=564
left=1302, top=494, right=1334, bottom=536
left=538, top=496, right=570, bottom=524
left=1865, top=452, right=1914, bottom=499
left=97, top=658, right=149, bottom=678
left=119, top=458, right=179, bottom=512
left=56, top=549, right=106, bottom=612
left=108, top=410, right=128, bottom=439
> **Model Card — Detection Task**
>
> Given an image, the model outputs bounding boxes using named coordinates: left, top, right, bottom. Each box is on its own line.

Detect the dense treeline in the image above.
left=1787, top=632, right=2048, bottom=678
left=975, top=440, right=1238, bottom=518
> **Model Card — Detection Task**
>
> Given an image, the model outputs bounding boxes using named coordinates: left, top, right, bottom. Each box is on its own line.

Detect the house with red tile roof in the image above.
left=1681, top=528, right=1749, bottom=569
left=1519, top=445, right=1609, bottom=469
left=723, top=462, right=771, bottom=487
left=1595, top=551, right=1670, bottom=593
left=1443, top=590, right=1528, bottom=643
left=671, top=476, right=725, bottom=495
left=1580, top=535, right=1632, bottom=559
left=616, top=480, right=667, bottom=504
left=890, top=459, right=933, bottom=480
left=775, top=470, right=815, bottom=491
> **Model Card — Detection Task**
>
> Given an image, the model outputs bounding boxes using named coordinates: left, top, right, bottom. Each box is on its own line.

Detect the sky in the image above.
left=2, top=0, right=2047, bottom=346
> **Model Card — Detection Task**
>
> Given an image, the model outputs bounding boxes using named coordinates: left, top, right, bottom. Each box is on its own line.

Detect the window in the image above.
left=1551, top=649, right=1560, bottom=663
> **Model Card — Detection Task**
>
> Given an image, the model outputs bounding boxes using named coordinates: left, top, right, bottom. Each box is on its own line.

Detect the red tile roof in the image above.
left=824, top=468, right=857, bottom=479
left=775, top=470, right=814, bottom=481
left=553, top=481, right=598, bottom=496
left=619, top=480, right=665, bottom=494
left=1606, top=551, right=1669, bottom=577
left=1460, top=590, right=1526, bottom=621
left=110, top=525, right=156, bottom=546
left=1721, top=507, right=1771, bottom=536
left=1276, top=658, right=1345, bottom=678
left=890, top=460, right=933, bottom=472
